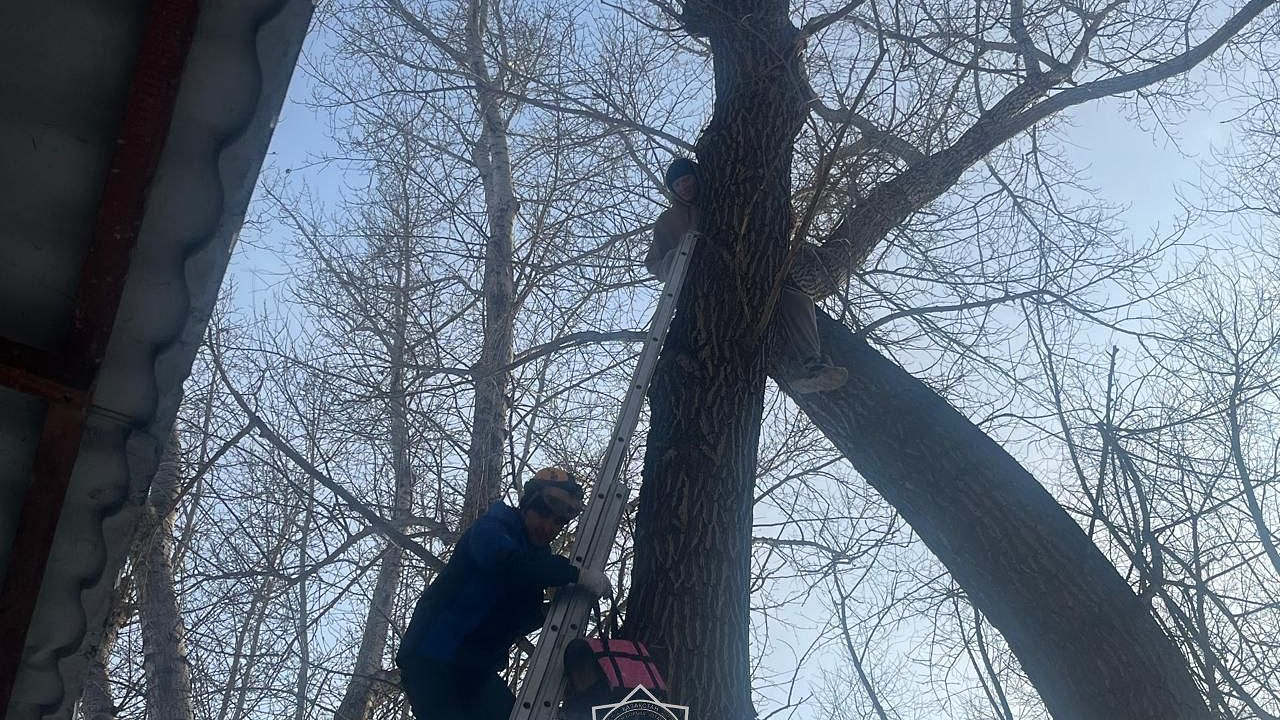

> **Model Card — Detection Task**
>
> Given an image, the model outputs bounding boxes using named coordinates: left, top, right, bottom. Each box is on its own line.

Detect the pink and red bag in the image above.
left=562, top=637, right=669, bottom=719
left=585, top=638, right=667, bottom=694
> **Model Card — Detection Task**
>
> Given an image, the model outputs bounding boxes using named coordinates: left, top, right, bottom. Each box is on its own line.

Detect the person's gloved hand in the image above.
left=576, top=567, right=613, bottom=598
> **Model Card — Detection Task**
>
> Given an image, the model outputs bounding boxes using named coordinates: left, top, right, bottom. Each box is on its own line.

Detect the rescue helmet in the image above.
left=664, top=157, right=700, bottom=193
left=520, top=467, right=586, bottom=522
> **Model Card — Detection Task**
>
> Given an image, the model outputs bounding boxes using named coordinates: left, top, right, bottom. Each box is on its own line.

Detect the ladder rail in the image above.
left=511, top=231, right=699, bottom=720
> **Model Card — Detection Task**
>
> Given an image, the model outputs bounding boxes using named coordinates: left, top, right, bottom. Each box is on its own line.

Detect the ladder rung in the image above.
left=510, top=231, right=699, bottom=720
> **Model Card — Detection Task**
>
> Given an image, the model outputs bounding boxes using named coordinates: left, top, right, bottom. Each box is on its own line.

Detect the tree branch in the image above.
left=799, top=0, right=868, bottom=38
left=511, top=329, right=647, bottom=366
left=1011, top=0, right=1276, bottom=134
left=213, top=349, right=446, bottom=571
left=790, top=0, right=1277, bottom=299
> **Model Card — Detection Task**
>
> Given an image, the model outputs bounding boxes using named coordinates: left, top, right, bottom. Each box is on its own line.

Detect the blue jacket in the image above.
left=397, top=503, right=579, bottom=672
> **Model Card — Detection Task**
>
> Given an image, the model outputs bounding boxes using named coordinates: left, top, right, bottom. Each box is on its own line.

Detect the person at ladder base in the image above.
left=396, top=468, right=612, bottom=720
left=645, top=158, right=848, bottom=393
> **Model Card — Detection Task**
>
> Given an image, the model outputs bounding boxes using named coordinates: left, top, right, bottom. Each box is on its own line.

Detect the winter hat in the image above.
left=663, top=158, right=700, bottom=192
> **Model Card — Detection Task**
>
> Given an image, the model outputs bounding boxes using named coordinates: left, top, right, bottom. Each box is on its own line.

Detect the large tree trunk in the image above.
left=138, top=432, right=196, bottom=720
left=785, top=311, right=1211, bottom=719
left=80, top=631, right=117, bottom=720
left=621, top=3, right=809, bottom=718
left=461, top=0, right=518, bottom=529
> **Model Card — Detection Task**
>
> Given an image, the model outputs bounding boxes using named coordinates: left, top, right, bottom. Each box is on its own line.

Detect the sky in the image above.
left=1067, top=92, right=1235, bottom=236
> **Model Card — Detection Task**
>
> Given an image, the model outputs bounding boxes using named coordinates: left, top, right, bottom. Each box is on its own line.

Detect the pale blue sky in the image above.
left=1067, top=93, right=1234, bottom=235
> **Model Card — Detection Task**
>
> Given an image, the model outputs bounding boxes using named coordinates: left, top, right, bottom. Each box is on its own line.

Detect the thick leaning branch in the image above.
left=799, top=0, right=869, bottom=38
left=791, top=0, right=1278, bottom=298
left=784, top=311, right=1214, bottom=719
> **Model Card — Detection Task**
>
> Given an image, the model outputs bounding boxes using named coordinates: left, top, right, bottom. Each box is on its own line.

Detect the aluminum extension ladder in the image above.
left=510, top=230, right=699, bottom=720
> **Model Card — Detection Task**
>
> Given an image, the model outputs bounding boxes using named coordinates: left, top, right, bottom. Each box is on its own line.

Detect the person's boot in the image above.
left=787, top=358, right=848, bottom=393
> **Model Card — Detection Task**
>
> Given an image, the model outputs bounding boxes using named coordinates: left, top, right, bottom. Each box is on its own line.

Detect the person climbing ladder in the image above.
left=645, top=158, right=847, bottom=393
left=397, top=468, right=612, bottom=720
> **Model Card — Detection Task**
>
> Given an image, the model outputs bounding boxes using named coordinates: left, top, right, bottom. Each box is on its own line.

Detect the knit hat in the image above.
left=664, top=158, right=699, bottom=193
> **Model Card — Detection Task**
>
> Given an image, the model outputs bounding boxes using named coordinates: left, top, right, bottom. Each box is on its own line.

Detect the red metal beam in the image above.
left=0, top=0, right=200, bottom=710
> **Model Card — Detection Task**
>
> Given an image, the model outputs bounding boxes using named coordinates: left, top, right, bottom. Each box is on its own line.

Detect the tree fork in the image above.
left=787, top=311, right=1212, bottom=720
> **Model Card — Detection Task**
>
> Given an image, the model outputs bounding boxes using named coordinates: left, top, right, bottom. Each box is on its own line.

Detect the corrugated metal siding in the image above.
left=0, top=1, right=312, bottom=718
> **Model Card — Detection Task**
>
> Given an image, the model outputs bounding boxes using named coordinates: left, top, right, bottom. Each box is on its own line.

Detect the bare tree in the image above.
left=84, top=1, right=1280, bottom=719
left=135, top=432, right=197, bottom=720
left=624, top=1, right=1276, bottom=719
left=1029, top=259, right=1280, bottom=718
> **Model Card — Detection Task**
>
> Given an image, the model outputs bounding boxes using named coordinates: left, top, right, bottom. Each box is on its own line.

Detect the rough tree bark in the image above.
left=137, top=432, right=196, bottom=720
left=460, top=0, right=519, bottom=529
left=620, top=2, right=809, bottom=718
left=784, top=311, right=1212, bottom=719
left=80, top=638, right=117, bottom=720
